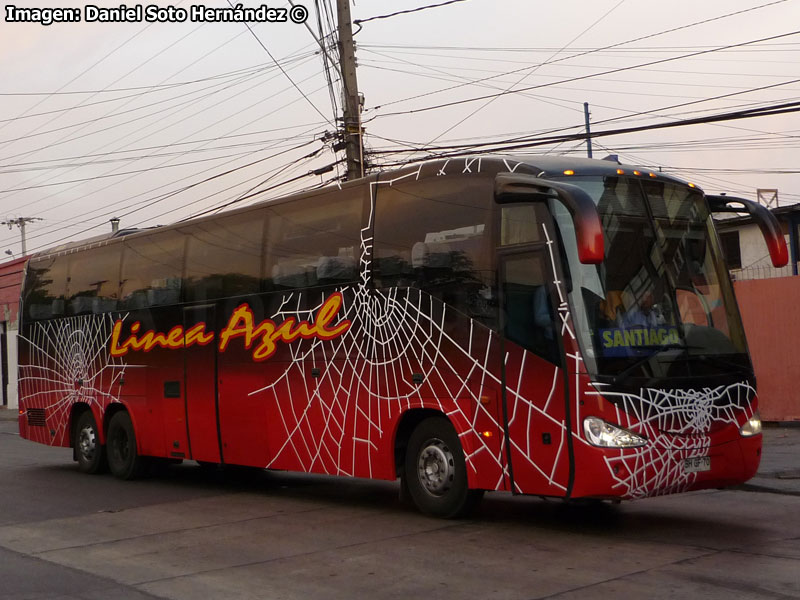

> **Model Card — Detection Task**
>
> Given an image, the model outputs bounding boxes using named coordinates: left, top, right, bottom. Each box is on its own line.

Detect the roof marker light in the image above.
left=649, top=172, right=657, bottom=178
left=688, top=183, right=696, bottom=188
left=633, top=170, right=641, bottom=176
left=616, top=169, right=625, bottom=175
left=563, top=169, right=575, bottom=176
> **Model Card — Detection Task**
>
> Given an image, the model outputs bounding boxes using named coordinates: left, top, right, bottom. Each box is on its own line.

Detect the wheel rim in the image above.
left=417, top=438, right=455, bottom=497
left=78, top=425, right=97, bottom=462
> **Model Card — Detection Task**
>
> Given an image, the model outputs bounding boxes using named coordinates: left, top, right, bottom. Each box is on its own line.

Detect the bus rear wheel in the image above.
left=106, top=411, right=146, bottom=480
left=74, top=410, right=107, bottom=474
left=403, top=417, right=483, bottom=518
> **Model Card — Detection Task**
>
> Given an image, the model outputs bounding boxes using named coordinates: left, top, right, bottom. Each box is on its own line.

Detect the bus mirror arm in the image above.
left=494, top=173, right=604, bottom=264
left=706, top=195, right=789, bottom=268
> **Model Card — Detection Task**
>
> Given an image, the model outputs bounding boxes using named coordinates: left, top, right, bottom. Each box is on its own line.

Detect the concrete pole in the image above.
left=584, top=102, right=593, bottom=159
left=336, top=0, right=364, bottom=180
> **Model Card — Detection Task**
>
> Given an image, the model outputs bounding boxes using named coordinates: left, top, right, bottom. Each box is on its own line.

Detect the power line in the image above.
left=417, top=0, right=627, bottom=151
left=369, top=100, right=800, bottom=161
left=369, top=30, right=800, bottom=118
left=227, top=0, right=334, bottom=127
left=20, top=137, right=326, bottom=251
left=1, top=63, right=325, bottom=211
left=353, top=0, right=470, bottom=26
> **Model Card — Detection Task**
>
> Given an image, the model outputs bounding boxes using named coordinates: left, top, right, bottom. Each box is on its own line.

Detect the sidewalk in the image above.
left=742, top=423, right=800, bottom=496
left=1, top=406, right=797, bottom=493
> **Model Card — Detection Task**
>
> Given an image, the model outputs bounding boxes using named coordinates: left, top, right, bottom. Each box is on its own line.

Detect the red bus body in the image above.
left=16, top=156, right=768, bottom=513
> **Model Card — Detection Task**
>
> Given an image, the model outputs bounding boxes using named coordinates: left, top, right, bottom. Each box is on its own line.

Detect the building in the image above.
left=0, top=257, right=26, bottom=410
left=715, top=203, right=800, bottom=280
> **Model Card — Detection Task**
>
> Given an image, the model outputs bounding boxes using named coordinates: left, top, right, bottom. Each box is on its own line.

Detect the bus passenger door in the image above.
left=498, top=247, right=571, bottom=496
left=183, top=304, right=221, bottom=464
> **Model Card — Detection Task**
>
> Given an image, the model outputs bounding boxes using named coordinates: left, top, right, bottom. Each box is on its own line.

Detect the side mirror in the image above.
left=706, top=195, right=788, bottom=268
left=495, top=173, right=604, bottom=264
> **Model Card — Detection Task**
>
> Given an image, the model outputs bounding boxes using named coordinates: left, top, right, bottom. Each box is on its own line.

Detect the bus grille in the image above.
left=26, top=408, right=46, bottom=427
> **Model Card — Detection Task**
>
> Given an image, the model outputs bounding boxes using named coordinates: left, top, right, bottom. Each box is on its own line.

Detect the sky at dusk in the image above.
left=1, top=0, right=799, bottom=261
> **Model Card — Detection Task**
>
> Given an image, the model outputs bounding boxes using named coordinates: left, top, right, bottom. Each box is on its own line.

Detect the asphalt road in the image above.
left=1, top=418, right=799, bottom=600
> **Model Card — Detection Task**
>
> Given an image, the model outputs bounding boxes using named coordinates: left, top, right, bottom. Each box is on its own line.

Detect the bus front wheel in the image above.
left=74, top=411, right=107, bottom=474
left=106, top=411, right=146, bottom=480
left=403, top=417, right=483, bottom=518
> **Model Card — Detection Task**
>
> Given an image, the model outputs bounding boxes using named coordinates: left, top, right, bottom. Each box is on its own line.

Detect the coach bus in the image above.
left=16, top=155, right=787, bottom=517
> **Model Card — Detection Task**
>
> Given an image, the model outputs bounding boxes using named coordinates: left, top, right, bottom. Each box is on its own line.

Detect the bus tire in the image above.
left=106, top=411, right=146, bottom=480
left=74, top=410, right=107, bottom=474
left=404, top=416, right=483, bottom=518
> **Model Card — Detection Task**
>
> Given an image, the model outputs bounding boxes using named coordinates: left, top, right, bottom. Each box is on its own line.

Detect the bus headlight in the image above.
left=739, top=411, right=762, bottom=437
left=583, top=417, right=647, bottom=448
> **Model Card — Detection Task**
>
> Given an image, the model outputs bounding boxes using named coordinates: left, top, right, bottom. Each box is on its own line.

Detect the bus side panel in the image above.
left=183, top=304, right=221, bottom=464
left=18, top=317, right=121, bottom=449
left=502, top=342, right=571, bottom=496
left=114, top=308, right=187, bottom=459
left=259, top=290, right=373, bottom=477
left=378, top=295, right=507, bottom=491
left=218, top=346, right=271, bottom=468
left=18, top=324, right=64, bottom=445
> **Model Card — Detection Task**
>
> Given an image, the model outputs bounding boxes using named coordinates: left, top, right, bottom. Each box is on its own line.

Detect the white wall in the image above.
left=731, top=223, right=794, bottom=279
left=4, top=327, right=17, bottom=410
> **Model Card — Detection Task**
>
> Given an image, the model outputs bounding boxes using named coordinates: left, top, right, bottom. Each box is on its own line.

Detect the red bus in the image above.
left=16, top=156, right=787, bottom=517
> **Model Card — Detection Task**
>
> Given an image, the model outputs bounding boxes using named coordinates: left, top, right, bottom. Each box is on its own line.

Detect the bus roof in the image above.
left=29, top=154, right=694, bottom=261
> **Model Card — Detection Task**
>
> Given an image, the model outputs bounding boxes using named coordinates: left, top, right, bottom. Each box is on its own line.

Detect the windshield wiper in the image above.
left=669, top=352, right=752, bottom=375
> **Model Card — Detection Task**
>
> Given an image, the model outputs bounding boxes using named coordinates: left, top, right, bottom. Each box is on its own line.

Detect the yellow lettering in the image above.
left=186, top=322, right=214, bottom=347
left=624, top=330, right=634, bottom=347
left=602, top=330, right=613, bottom=348
left=110, top=320, right=129, bottom=357
left=110, top=294, right=351, bottom=362
left=315, top=293, right=351, bottom=339
left=218, top=304, right=255, bottom=352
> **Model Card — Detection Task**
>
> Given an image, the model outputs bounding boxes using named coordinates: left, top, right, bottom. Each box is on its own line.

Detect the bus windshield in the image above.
left=552, top=175, right=750, bottom=381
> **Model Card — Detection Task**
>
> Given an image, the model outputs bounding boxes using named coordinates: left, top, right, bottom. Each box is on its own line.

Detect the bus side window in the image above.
left=183, top=212, right=264, bottom=302
left=373, top=176, right=494, bottom=324
left=265, top=190, right=361, bottom=291
left=501, top=251, right=559, bottom=363
left=24, top=256, right=68, bottom=321
left=120, top=232, right=185, bottom=309
left=66, top=245, right=122, bottom=315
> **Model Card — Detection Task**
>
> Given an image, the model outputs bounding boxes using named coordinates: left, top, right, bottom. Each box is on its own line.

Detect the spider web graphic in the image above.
left=19, top=313, right=128, bottom=446
left=247, top=160, right=581, bottom=492
left=248, top=275, right=510, bottom=484
left=15, top=156, right=758, bottom=500
left=580, top=380, right=756, bottom=498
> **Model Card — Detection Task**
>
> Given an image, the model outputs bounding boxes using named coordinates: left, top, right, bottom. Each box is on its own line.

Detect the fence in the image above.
left=734, top=276, right=800, bottom=421
left=730, top=262, right=799, bottom=281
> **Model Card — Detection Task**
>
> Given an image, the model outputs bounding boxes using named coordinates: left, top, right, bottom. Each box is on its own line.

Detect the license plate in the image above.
left=684, top=456, right=711, bottom=473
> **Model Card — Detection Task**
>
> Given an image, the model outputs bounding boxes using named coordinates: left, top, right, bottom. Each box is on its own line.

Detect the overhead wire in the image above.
left=416, top=0, right=628, bottom=153
left=226, top=0, right=334, bottom=127
left=368, top=30, right=800, bottom=119
left=2, top=55, right=323, bottom=211
left=21, top=134, right=326, bottom=251
left=353, top=0, right=470, bottom=26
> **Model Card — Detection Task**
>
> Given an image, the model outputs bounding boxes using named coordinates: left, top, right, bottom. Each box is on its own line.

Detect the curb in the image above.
left=0, top=408, right=18, bottom=422
left=735, top=482, right=800, bottom=497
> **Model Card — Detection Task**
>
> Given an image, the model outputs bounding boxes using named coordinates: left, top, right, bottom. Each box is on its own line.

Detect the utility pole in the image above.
left=336, top=0, right=364, bottom=180
left=584, top=102, right=593, bottom=159
left=2, top=217, right=42, bottom=256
